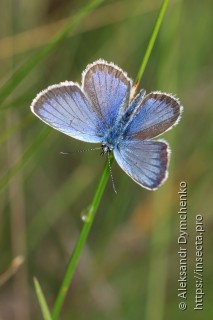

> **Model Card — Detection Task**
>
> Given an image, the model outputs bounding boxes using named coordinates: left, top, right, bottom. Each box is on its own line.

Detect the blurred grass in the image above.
left=0, top=0, right=103, bottom=104
left=0, top=0, right=212, bottom=319
left=34, top=277, right=52, bottom=320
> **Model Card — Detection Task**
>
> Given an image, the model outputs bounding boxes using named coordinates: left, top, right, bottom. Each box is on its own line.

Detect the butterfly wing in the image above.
left=114, top=139, right=170, bottom=190
left=82, top=59, right=132, bottom=128
left=30, top=81, right=104, bottom=143
left=125, top=92, right=183, bottom=139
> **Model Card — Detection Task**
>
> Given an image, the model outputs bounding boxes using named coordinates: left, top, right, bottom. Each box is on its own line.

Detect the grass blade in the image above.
left=135, top=0, right=169, bottom=86
left=34, top=277, right=52, bottom=320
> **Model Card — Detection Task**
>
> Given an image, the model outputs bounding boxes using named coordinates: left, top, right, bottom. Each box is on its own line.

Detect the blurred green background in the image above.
left=0, top=0, right=212, bottom=319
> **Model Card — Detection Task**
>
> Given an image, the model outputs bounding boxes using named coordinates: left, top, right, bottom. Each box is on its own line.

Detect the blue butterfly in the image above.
left=30, top=59, right=183, bottom=190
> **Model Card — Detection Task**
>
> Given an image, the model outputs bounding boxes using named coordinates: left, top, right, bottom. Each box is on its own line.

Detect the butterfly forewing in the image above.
left=125, top=92, right=183, bottom=140
left=31, top=82, right=104, bottom=143
left=82, top=59, right=132, bottom=128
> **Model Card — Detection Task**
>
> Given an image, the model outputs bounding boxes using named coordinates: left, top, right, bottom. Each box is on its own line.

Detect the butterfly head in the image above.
left=101, top=144, right=112, bottom=156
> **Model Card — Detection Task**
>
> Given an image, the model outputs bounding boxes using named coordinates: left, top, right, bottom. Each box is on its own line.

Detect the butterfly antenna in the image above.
left=107, top=152, right=117, bottom=194
left=60, top=147, right=102, bottom=155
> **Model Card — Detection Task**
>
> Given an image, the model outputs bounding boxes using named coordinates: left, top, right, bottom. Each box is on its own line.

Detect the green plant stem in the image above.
left=51, top=1, right=169, bottom=318
left=135, top=0, right=169, bottom=86
left=51, top=156, right=114, bottom=320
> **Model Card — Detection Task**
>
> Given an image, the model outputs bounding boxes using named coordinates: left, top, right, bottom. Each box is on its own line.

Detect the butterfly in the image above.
left=30, top=59, right=183, bottom=190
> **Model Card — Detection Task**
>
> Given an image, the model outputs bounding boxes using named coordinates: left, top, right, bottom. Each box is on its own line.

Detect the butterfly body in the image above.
left=30, top=59, right=183, bottom=190
left=102, top=89, right=147, bottom=151
left=102, top=117, right=128, bottom=150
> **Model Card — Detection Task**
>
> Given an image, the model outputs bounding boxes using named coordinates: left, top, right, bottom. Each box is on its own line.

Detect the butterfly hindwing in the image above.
left=113, top=139, right=170, bottom=190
